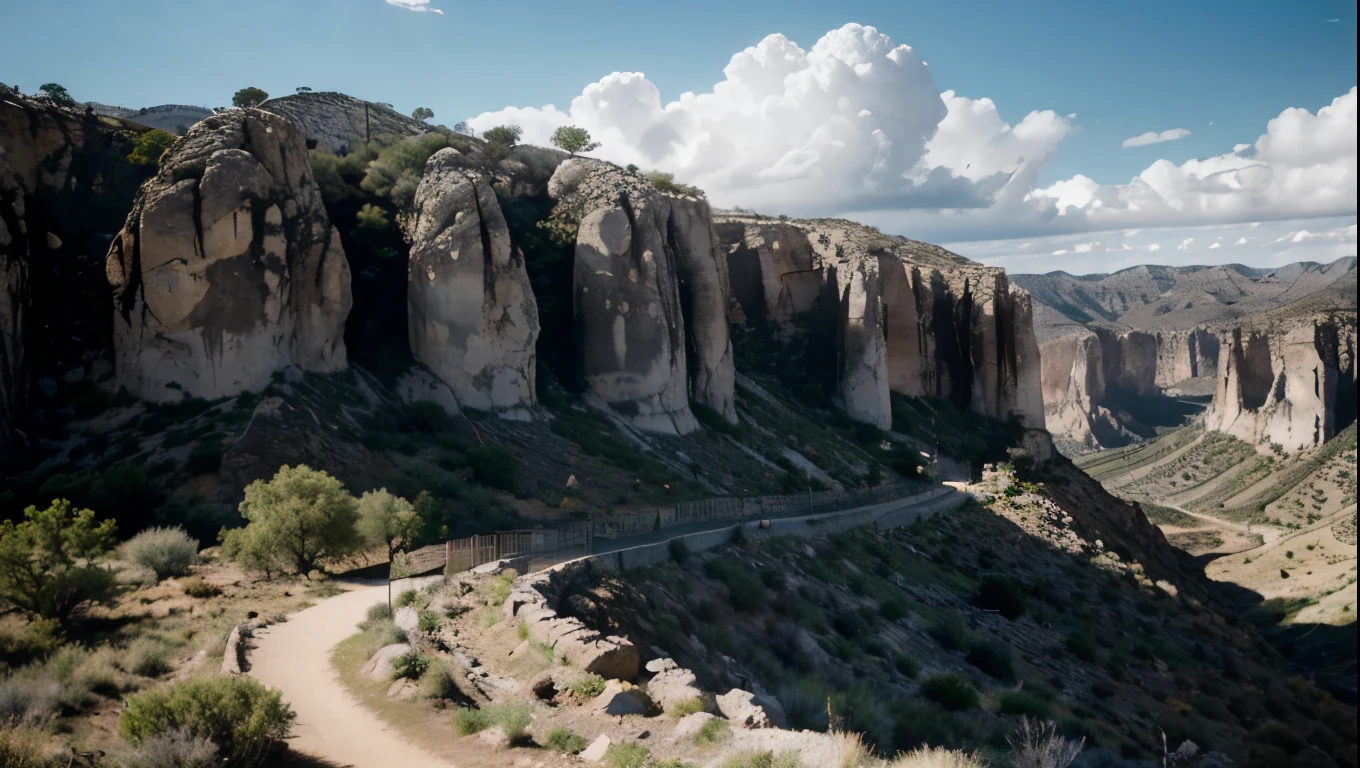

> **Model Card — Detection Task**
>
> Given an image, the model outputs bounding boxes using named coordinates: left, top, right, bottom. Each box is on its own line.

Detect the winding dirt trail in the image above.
left=1160, top=499, right=1283, bottom=544
left=248, top=582, right=457, bottom=768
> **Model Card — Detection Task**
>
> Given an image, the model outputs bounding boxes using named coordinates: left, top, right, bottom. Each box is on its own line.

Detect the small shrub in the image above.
left=966, top=640, right=1015, bottom=681
left=417, top=610, right=440, bottom=633
left=669, top=538, right=691, bottom=564
left=1065, top=631, right=1097, bottom=662
left=451, top=707, right=489, bottom=736
left=468, top=445, right=517, bottom=492
left=894, top=653, right=920, bottom=679
left=998, top=691, right=1052, bottom=719
left=419, top=660, right=460, bottom=700
left=124, top=639, right=173, bottom=678
left=130, top=727, right=218, bottom=768
left=391, top=652, right=428, bottom=680
left=0, top=724, right=50, bottom=768
left=604, top=742, right=651, bottom=768
left=394, top=589, right=419, bottom=608
left=720, top=751, right=805, bottom=768
left=928, top=615, right=973, bottom=651
left=0, top=670, right=62, bottom=726
left=920, top=675, right=979, bottom=711
left=672, top=696, right=706, bottom=716
left=180, top=577, right=221, bottom=598
left=365, top=602, right=393, bottom=624
left=568, top=673, right=607, bottom=698
left=974, top=575, right=1027, bottom=620
left=695, top=717, right=731, bottom=745
left=543, top=726, right=587, bottom=754
left=119, top=676, right=294, bottom=766
left=451, top=702, right=530, bottom=741
left=1008, top=717, right=1084, bottom=768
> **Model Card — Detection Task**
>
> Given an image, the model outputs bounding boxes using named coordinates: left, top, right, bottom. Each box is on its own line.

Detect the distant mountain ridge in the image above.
left=82, top=101, right=213, bottom=134
left=1014, top=256, right=1357, bottom=336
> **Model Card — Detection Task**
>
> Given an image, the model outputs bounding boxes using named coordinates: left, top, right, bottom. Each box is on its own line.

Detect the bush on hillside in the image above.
left=974, top=574, right=1027, bottom=620
left=120, top=527, right=199, bottom=580
left=966, top=639, right=1016, bottom=681
left=129, top=726, right=218, bottom=768
left=468, top=445, right=517, bottom=492
left=920, top=674, right=979, bottom=711
left=119, top=676, right=294, bottom=767
left=0, top=500, right=117, bottom=623
left=127, top=129, right=177, bottom=167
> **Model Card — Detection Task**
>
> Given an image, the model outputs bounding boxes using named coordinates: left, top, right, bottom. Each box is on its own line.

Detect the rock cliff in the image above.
left=544, top=159, right=736, bottom=434
left=105, top=108, right=352, bottom=402
left=259, top=92, right=430, bottom=153
left=1018, top=259, right=1357, bottom=452
left=715, top=215, right=1045, bottom=431
left=1, top=88, right=156, bottom=462
left=406, top=148, right=539, bottom=414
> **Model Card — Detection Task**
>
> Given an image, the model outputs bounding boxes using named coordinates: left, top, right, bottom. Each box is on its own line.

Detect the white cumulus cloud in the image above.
left=386, top=0, right=442, bottom=12
left=1121, top=128, right=1192, bottom=148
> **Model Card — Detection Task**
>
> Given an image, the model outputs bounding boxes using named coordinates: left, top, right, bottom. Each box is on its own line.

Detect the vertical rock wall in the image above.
left=546, top=159, right=735, bottom=434
left=713, top=215, right=1046, bottom=431
left=106, top=109, right=352, bottom=402
left=406, top=148, right=539, bottom=415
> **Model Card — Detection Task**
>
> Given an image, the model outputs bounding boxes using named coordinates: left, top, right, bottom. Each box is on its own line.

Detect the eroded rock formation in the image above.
left=406, top=148, right=538, bottom=414
left=715, top=215, right=1045, bottom=431
left=106, top=108, right=352, bottom=402
left=259, top=92, right=430, bottom=153
left=1205, top=316, right=1357, bottom=452
left=546, top=159, right=736, bottom=433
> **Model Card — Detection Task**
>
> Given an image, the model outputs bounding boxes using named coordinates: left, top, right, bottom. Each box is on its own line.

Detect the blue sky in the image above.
left=1, top=0, right=1355, bottom=273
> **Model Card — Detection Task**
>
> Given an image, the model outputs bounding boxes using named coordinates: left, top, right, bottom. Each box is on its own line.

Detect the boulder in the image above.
left=259, top=92, right=430, bottom=153
left=570, top=636, right=641, bottom=682
left=407, top=149, right=539, bottom=415
left=716, top=688, right=774, bottom=729
left=476, top=725, right=512, bottom=751
left=393, top=606, right=419, bottom=633
left=386, top=678, right=420, bottom=701
left=646, top=661, right=707, bottom=714
left=361, top=643, right=411, bottom=681
left=580, top=734, right=612, bottom=764
left=105, top=108, right=351, bottom=402
left=593, top=681, right=651, bottom=716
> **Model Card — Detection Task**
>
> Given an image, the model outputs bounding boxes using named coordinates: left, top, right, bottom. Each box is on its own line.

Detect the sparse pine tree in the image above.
left=38, top=82, right=75, bottom=107
left=411, top=106, right=434, bottom=121
left=231, top=87, right=268, bottom=108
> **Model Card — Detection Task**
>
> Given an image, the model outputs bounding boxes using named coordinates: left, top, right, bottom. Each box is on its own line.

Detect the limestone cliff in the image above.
left=715, top=215, right=1045, bottom=431
left=406, top=148, right=539, bottom=415
left=106, top=108, right=352, bottom=402
left=1, top=88, right=155, bottom=462
left=544, top=160, right=736, bottom=434
left=1205, top=315, right=1357, bottom=452
left=259, top=92, right=430, bottom=153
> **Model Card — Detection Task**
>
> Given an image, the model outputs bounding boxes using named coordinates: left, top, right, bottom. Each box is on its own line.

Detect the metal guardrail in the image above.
left=395, top=483, right=920, bottom=580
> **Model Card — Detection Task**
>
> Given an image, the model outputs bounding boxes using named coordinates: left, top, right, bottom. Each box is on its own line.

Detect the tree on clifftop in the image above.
left=231, top=87, right=268, bottom=108
left=411, top=106, right=434, bottom=121
left=551, top=125, right=601, bottom=157
left=296, top=86, right=312, bottom=93
left=38, top=83, right=75, bottom=107
left=482, top=124, right=522, bottom=168
left=127, top=129, right=177, bottom=167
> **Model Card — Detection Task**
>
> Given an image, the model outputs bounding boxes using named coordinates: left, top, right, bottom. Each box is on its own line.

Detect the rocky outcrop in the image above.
left=546, top=159, right=736, bottom=433
left=1, top=89, right=155, bottom=463
left=1205, top=316, right=1357, bottom=452
left=407, top=148, right=538, bottom=415
left=106, top=108, right=352, bottom=402
left=715, top=215, right=1045, bottom=431
left=259, top=92, right=430, bottom=153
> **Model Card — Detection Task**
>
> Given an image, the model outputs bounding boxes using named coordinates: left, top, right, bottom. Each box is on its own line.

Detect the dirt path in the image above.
left=1160, top=500, right=1283, bottom=545
left=249, top=583, right=458, bottom=768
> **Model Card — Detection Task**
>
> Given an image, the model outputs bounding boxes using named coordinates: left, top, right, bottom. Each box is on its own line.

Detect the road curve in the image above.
left=248, top=583, right=457, bottom=768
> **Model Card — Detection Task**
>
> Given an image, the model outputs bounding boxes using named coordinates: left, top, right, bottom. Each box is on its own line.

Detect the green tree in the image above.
left=296, top=86, right=312, bottom=93
left=219, top=523, right=282, bottom=580
left=356, top=489, right=421, bottom=560
left=0, top=499, right=117, bottom=622
left=550, top=125, right=600, bottom=157
left=232, top=87, right=269, bottom=108
left=411, top=106, right=434, bottom=121
left=229, top=465, right=360, bottom=577
left=360, top=132, right=449, bottom=208
left=127, top=129, right=177, bottom=167
left=452, top=121, right=473, bottom=136
left=481, top=124, right=523, bottom=167
left=38, top=82, right=75, bottom=107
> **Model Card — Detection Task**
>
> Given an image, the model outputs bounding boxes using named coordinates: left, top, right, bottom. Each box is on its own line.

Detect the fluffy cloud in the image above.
left=386, top=0, right=442, bottom=13
left=471, top=24, right=1356, bottom=252
left=1121, top=128, right=1191, bottom=148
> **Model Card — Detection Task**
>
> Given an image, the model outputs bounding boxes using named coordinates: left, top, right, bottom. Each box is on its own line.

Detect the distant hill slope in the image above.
left=83, top=102, right=213, bottom=134
left=258, top=91, right=431, bottom=152
left=1013, top=256, right=1356, bottom=333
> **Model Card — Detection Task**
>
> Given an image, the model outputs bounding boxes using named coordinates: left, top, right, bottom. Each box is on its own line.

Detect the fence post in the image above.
left=445, top=540, right=452, bottom=573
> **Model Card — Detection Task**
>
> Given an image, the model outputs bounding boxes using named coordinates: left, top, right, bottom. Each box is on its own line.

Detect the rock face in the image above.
left=1205, top=316, right=1357, bottom=452
left=257, top=92, right=430, bottom=153
left=105, top=108, right=352, bottom=402
left=547, top=159, right=736, bottom=433
left=406, top=148, right=538, bottom=414
left=715, top=215, right=1045, bottom=431
left=1, top=88, right=156, bottom=463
